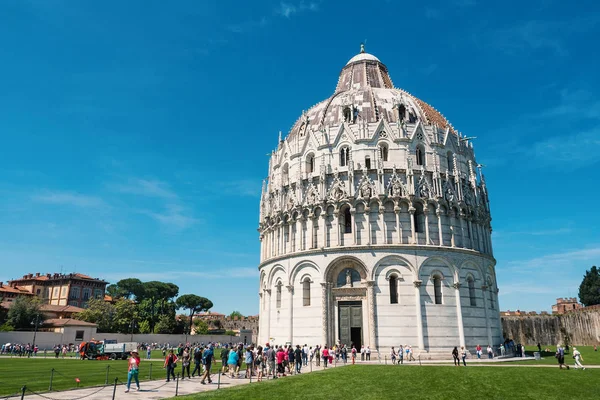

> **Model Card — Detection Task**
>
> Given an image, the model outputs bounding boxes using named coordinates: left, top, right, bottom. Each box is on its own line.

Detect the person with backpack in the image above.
left=255, top=346, right=264, bottom=381
left=294, top=345, right=302, bottom=374
left=452, top=347, right=460, bottom=366
left=351, top=345, right=357, bottom=364
left=220, top=345, right=230, bottom=375
left=163, top=350, right=178, bottom=382
left=265, top=343, right=276, bottom=378
left=227, top=346, right=239, bottom=378
left=181, top=347, right=191, bottom=379
left=191, top=347, right=202, bottom=377
left=200, top=344, right=214, bottom=384
left=390, top=347, right=397, bottom=365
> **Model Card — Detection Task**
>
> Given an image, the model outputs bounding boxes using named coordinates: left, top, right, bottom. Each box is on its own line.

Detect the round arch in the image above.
left=267, top=264, right=287, bottom=288
left=371, top=254, right=417, bottom=281
left=324, top=256, right=369, bottom=283
left=419, top=256, right=459, bottom=282
left=290, top=260, right=321, bottom=285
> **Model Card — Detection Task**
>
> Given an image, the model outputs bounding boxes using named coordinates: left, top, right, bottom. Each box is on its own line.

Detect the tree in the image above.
left=193, top=319, right=209, bottom=334
left=75, top=298, right=116, bottom=332
left=137, top=281, right=178, bottom=333
left=579, top=265, right=600, bottom=306
left=154, top=314, right=175, bottom=334
left=112, top=298, right=138, bottom=334
left=176, top=294, right=213, bottom=335
left=7, top=296, right=46, bottom=331
left=229, top=311, right=243, bottom=319
left=116, top=278, right=145, bottom=300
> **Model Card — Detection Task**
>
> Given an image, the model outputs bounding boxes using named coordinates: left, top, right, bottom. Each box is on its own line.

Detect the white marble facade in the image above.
left=257, top=46, right=502, bottom=356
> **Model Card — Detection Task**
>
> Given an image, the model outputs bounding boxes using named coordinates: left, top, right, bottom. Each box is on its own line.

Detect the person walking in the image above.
left=302, top=344, right=309, bottom=366
left=255, top=346, right=264, bottom=382
left=244, top=346, right=254, bottom=379
left=220, top=345, right=230, bottom=376
left=294, top=345, right=302, bottom=374
left=163, top=350, right=178, bottom=382
left=487, top=345, right=493, bottom=359
left=200, top=344, right=214, bottom=384
left=460, top=346, right=467, bottom=366
left=266, top=344, right=276, bottom=379
left=366, top=346, right=371, bottom=361
left=227, top=346, right=239, bottom=378
left=181, top=348, right=191, bottom=379
left=390, top=347, right=397, bottom=365
left=398, top=345, right=404, bottom=365
left=191, top=347, right=202, bottom=377
left=555, top=344, right=569, bottom=370
left=572, top=347, right=585, bottom=370
left=146, top=347, right=152, bottom=360
left=322, top=346, right=329, bottom=368
left=452, top=347, right=460, bottom=366
left=315, top=346, right=321, bottom=367
left=276, top=347, right=286, bottom=377
left=124, top=351, right=141, bottom=393
left=351, top=346, right=357, bottom=365
left=476, top=344, right=482, bottom=359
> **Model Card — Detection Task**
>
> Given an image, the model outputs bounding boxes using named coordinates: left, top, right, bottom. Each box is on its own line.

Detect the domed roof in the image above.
left=286, top=45, right=454, bottom=140
left=346, top=45, right=381, bottom=65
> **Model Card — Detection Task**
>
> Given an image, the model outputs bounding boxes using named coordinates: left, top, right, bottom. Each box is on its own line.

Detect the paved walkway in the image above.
left=4, top=357, right=595, bottom=400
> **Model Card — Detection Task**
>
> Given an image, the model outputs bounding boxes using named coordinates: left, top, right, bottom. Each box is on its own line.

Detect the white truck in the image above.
left=103, top=342, right=138, bottom=360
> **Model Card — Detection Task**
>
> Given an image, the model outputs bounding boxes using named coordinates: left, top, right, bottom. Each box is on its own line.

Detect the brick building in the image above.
left=552, top=297, right=582, bottom=314
left=7, top=272, right=108, bottom=308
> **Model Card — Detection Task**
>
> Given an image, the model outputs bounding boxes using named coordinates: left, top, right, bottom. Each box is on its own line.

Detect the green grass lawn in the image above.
left=172, top=365, right=599, bottom=400
left=0, top=358, right=166, bottom=396
left=514, top=345, right=600, bottom=365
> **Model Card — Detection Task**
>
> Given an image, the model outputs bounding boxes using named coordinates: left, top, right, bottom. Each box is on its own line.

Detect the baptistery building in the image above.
left=257, top=45, right=502, bottom=356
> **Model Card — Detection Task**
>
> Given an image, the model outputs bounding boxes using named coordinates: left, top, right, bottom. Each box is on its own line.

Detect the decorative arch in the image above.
left=267, top=264, right=287, bottom=288
left=290, top=260, right=321, bottom=285
left=419, top=256, right=459, bottom=282
left=324, top=256, right=369, bottom=284
left=371, top=254, right=417, bottom=280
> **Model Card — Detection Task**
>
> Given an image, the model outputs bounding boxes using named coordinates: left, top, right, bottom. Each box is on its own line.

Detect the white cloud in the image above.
left=141, top=204, right=198, bottom=230
left=531, top=128, right=600, bottom=168
left=108, top=267, right=256, bottom=282
left=113, top=178, right=177, bottom=199
left=32, top=191, right=105, bottom=208
left=505, top=247, right=600, bottom=271
left=276, top=1, right=320, bottom=18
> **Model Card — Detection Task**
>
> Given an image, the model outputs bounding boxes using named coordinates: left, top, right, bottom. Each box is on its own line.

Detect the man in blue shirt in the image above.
left=201, top=344, right=214, bottom=384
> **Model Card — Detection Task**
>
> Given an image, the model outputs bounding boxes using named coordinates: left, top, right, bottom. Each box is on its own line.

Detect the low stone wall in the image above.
left=501, top=308, right=600, bottom=345
left=0, top=332, right=253, bottom=350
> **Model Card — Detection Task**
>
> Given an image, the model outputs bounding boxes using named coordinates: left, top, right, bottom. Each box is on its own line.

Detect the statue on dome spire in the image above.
left=360, top=42, right=365, bottom=53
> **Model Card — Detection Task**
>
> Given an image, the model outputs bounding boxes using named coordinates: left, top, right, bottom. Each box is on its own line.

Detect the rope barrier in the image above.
left=25, top=385, right=107, bottom=400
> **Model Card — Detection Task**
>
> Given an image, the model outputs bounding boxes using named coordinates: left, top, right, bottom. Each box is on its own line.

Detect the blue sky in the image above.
left=0, top=0, right=599, bottom=315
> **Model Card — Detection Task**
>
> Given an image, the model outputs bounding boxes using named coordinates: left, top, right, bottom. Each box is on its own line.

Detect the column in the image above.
left=295, top=217, right=301, bottom=252
left=424, top=206, right=431, bottom=245
left=453, top=282, right=466, bottom=348
left=409, top=206, right=416, bottom=244
left=467, top=219, right=474, bottom=250
left=365, top=207, right=371, bottom=245
left=321, top=213, right=328, bottom=248
left=459, top=214, right=466, bottom=248
left=320, top=283, right=328, bottom=346
left=413, top=280, right=425, bottom=350
left=436, top=208, right=443, bottom=246
left=309, top=215, right=315, bottom=249
left=379, top=209, right=386, bottom=245
left=366, top=281, right=377, bottom=353
left=286, top=285, right=294, bottom=344
left=351, top=210, right=357, bottom=245
left=395, top=206, right=402, bottom=244
left=265, top=289, right=272, bottom=343
left=481, top=285, right=493, bottom=346
left=335, top=211, right=341, bottom=246
left=328, top=283, right=335, bottom=345
left=449, top=211, right=456, bottom=248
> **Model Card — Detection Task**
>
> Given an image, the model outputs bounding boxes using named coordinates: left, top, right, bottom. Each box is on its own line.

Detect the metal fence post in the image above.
left=175, top=373, right=180, bottom=397
left=112, top=378, right=118, bottom=400
left=385, top=356, right=387, bottom=365
left=105, top=365, right=110, bottom=385
left=217, top=369, right=221, bottom=390
left=149, top=363, right=153, bottom=380
left=49, top=368, right=55, bottom=391
left=21, top=386, right=26, bottom=400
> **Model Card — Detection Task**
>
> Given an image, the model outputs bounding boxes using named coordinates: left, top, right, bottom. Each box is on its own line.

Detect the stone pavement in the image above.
left=3, top=363, right=333, bottom=400
left=4, top=357, right=596, bottom=400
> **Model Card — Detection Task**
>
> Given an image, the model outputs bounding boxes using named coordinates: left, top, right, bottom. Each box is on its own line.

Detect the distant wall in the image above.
left=501, top=308, right=600, bottom=345
left=0, top=331, right=254, bottom=350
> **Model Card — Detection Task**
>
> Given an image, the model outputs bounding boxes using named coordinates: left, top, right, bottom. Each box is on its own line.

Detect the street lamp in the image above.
left=129, top=320, right=137, bottom=342
left=30, top=314, right=40, bottom=358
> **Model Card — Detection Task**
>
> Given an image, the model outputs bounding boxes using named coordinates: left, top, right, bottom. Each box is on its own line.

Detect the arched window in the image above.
left=276, top=282, right=282, bottom=308
left=433, top=276, right=442, bottom=304
left=379, top=143, right=389, bottom=162
left=447, top=152, right=453, bottom=174
left=340, top=147, right=350, bottom=167
left=416, top=145, right=425, bottom=166
left=389, top=275, right=398, bottom=304
left=343, top=206, right=352, bottom=233
left=343, top=106, right=352, bottom=123
left=489, top=282, right=495, bottom=310
left=468, top=277, right=476, bottom=306
left=365, top=156, right=371, bottom=169
left=282, top=164, right=289, bottom=185
left=414, top=203, right=425, bottom=233
left=306, top=154, right=315, bottom=174
left=302, top=278, right=311, bottom=306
